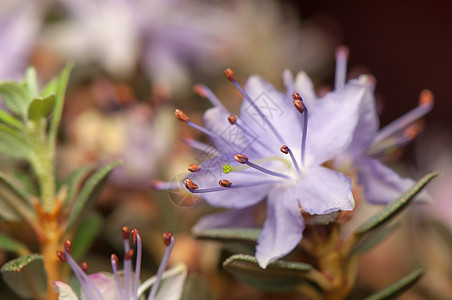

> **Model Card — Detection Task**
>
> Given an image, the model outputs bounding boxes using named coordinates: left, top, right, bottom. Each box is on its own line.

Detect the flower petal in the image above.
left=192, top=206, right=258, bottom=233
left=295, top=166, right=355, bottom=214
left=255, top=190, right=304, bottom=268
left=356, top=157, right=415, bottom=204
left=292, top=71, right=317, bottom=108
left=86, top=272, right=120, bottom=300
left=155, top=264, right=187, bottom=300
left=53, top=281, right=78, bottom=300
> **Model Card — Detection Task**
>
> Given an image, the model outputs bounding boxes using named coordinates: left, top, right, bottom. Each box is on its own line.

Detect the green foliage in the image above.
left=1, top=254, right=47, bottom=299
left=181, top=275, right=214, bottom=300
left=65, top=161, right=121, bottom=232
left=0, top=234, right=29, bottom=256
left=0, top=172, right=34, bottom=222
left=364, top=268, right=425, bottom=300
left=356, top=172, right=437, bottom=236
left=223, top=254, right=314, bottom=292
left=194, top=228, right=261, bottom=243
left=71, top=212, right=103, bottom=260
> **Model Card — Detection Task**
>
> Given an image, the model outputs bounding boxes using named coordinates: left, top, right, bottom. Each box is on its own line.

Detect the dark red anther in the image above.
left=125, top=249, right=134, bottom=260
left=56, top=250, right=67, bottom=262
left=193, top=84, right=207, bottom=97
left=224, top=68, right=236, bottom=82
left=64, top=240, right=72, bottom=255
left=183, top=178, right=199, bottom=190
left=228, top=114, right=237, bottom=125
left=163, top=231, right=173, bottom=246
left=292, top=93, right=305, bottom=114
left=280, top=145, right=289, bottom=154
left=122, top=226, right=130, bottom=240
left=111, top=254, right=119, bottom=266
left=234, top=154, right=249, bottom=164
left=188, top=164, right=200, bottom=172
left=131, top=229, right=139, bottom=245
left=219, top=179, right=232, bottom=187
left=175, top=109, right=189, bottom=123
left=81, top=262, right=88, bottom=273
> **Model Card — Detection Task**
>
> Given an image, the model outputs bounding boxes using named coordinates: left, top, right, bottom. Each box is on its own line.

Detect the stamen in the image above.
left=219, top=179, right=232, bottom=187
left=228, top=114, right=237, bottom=124
left=64, top=240, right=72, bottom=255
left=188, top=164, right=200, bottom=172
left=372, top=89, right=434, bottom=145
left=234, top=153, right=291, bottom=179
left=224, top=68, right=285, bottom=144
left=183, top=137, right=221, bottom=156
left=194, top=84, right=227, bottom=111
left=184, top=178, right=199, bottom=190
left=148, top=232, right=175, bottom=300
left=174, top=109, right=189, bottom=123
left=280, top=145, right=301, bottom=174
left=150, top=180, right=181, bottom=191
left=293, top=93, right=308, bottom=166
left=123, top=227, right=132, bottom=300
left=335, top=45, right=349, bottom=90
left=56, top=250, right=66, bottom=263
left=111, top=254, right=125, bottom=300
left=184, top=178, right=281, bottom=194
left=228, top=115, right=272, bottom=151
left=81, top=262, right=88, bottom=274
left=131, top=229, right=142, bottom=300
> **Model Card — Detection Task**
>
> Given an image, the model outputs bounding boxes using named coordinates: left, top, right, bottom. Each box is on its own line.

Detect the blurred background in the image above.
left=1, top=0, right=452, bottom=299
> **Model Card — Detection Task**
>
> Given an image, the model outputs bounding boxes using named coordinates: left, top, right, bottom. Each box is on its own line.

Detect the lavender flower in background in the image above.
left=0, top=0, right=43, bottom=80
left=54, top=227, right=187, bottom=300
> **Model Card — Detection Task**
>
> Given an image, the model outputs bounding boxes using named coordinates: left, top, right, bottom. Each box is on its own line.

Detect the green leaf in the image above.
left=0, top=124, right=29, bottom=159
left=65, top=160, right=120, bottom=233
left=63, top=165, right=96, bottom=208
left=364, top=267, right=425, bottom=300
left=0, top=172, right=35, bottom=222
left=49, top=64, right=72, bottom=149
left=28, top=94, right=55, bottom=121
left=0, top=233, right=30, bottom=256
left=0, top=81, right=29, bottom=117
left=351, top=223, right=399, bottom=256
left=71, top=212, right=103, bottom=260
left=0, top=109, right=23, bottom=130
left=1, top=254, right=47, bottom=299
left=223, top=254, right=314, bottom=292
left=355, top=172, right=437, bottom=236
left=194, top=228, right=261, bottom=243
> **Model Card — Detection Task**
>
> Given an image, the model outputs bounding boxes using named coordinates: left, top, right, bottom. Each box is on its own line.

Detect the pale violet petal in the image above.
left=293, top=71, right=317, bottom=108
left=255, top=189, right=304, bottom=268
left=53, top=281, right=78, bottom=300
left=295, top=166, right=355, bottom=214
left=356, top=157, right=415, bottom=204
left=192, top=206, right=258, bottom=233
left=85, top=272, right=120, bottom=300
left=155, top=264, right=187, bottom=300
left=306, top=81, right=366, bottom=165
left=346, top=77, right=379, bottom=157
left=138, top=263, right=187, bottom=297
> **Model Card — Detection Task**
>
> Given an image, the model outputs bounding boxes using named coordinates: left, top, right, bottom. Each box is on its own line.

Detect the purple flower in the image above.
left=159, top=57, right=375, bottom=267
left=54, top=228, right=186, bottom=300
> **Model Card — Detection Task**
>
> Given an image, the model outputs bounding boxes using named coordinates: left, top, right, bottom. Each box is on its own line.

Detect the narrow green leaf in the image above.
left=42, top=78, right=58, bottom=97
left=28, top=94, right=56, bottom=121
left=0, top=109, right=23, bottom=130
left=1, top=254, right=47, bottom=299
left=0, top=172, right=35, bottom=222
left=351, top=224, right=399, bottom=256
left=356, top=172, right=437, bottom=236
left=0, top=124, right=30, bottom=159
left=71, top=212, right=103, bottom=260
left=65, top=160, right=120, bottom=232
left=223, top=254, right=314, bottom=292
left=0, top=233, right=30, bottom=256
left=49, top=64, right=72, bottom=149
left=364, top=267, right=425, bottom=300
left=194, top=228, right=261, bottom=243
left=0, top=81, right=29, bottom=117
left=63, top=165, right=96, bottom=208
